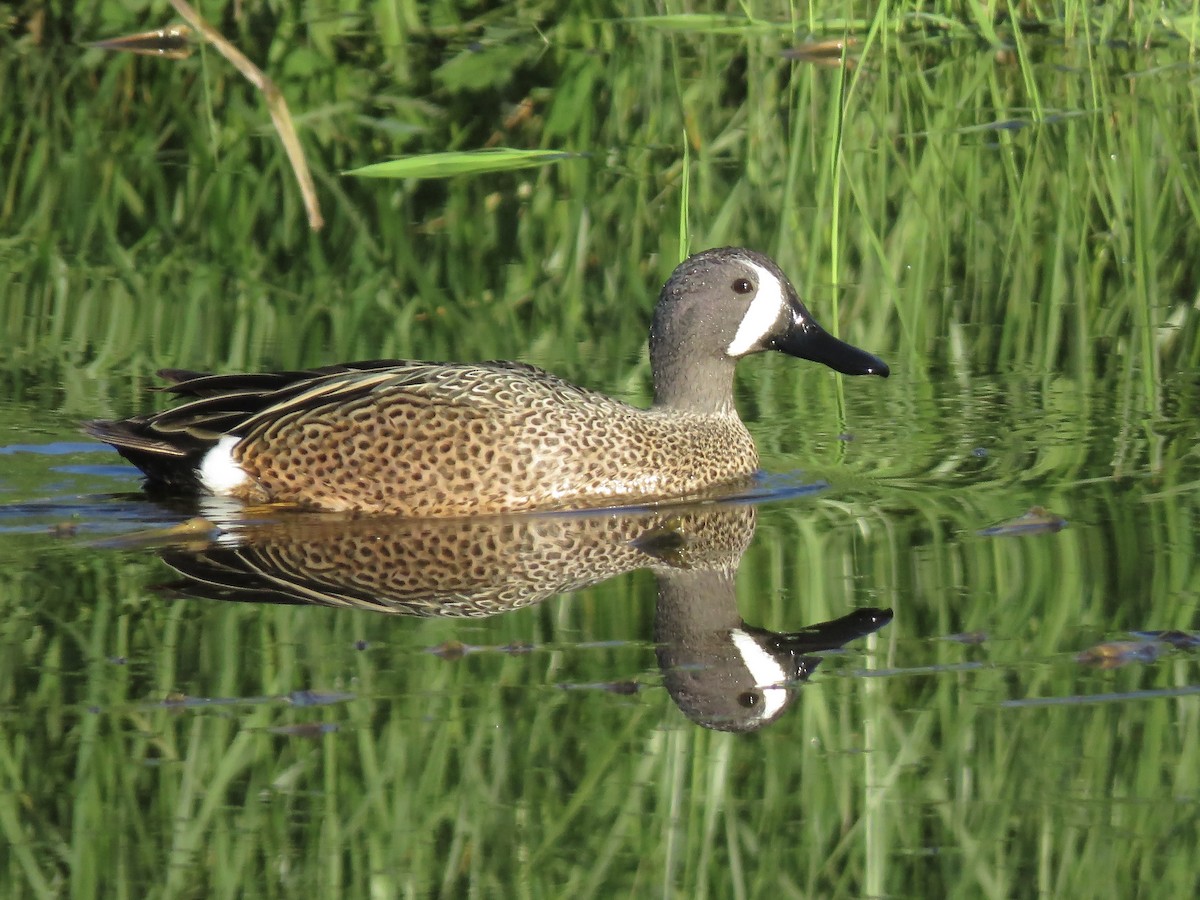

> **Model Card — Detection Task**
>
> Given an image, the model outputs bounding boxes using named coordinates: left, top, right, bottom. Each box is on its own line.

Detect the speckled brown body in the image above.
left=162, top=503, right=757, bottom=617
left=228, top=363, right=758, bottom=515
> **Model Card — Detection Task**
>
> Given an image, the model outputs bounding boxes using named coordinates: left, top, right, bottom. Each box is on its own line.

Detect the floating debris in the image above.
left=604, top=680, right=641, bottom=695
left=943, top=631, right=988, bottom=645
left=1077, top=640, right=1162, bottom=669
left=150, top=689, right=352, bottom=709
left=1130, top=630, right=1200, bottom=649
left=286, top=690, right=353, bottom=708
left=429, top=640, right=469, bottom=660
left=427, top=639, right=538, bottom=659
left=1076, top=628, right=1198, bottom=668
left=557, top=680, right=642, bottom=695
left=978, top=506, right=1067, bottom=537
left=266, top=722, right=339, bottom=739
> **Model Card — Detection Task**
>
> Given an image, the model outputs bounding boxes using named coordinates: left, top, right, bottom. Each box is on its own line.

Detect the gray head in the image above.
left=649, top=247, right=889, bottom=412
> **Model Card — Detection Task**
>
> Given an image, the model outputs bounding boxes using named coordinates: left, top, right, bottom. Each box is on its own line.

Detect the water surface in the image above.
left=2, top=4, right=1199, bottom=897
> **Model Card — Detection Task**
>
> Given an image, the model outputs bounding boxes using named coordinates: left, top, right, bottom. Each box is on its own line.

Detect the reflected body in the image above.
left=157, top=502, right=891, bottom=731
left=86, top=248, right=888, bottom=515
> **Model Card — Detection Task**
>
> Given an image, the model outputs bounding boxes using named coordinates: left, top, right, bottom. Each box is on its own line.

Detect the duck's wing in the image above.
left=84, top=360, right=583, bottom=491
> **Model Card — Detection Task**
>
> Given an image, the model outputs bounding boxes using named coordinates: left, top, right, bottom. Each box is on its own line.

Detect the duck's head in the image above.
left=649, top=247, right=889, bottom=410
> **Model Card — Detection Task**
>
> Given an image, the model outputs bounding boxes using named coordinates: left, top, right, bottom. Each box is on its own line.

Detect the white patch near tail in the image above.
left=199, top=435, right=248, bottom=495
left=730, top=627, right=789, bottom=720
left=725, top=262, right=788, bottom=357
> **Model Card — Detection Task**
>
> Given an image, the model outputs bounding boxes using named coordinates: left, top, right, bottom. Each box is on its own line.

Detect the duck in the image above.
left=86, top=247, right=889, bottom=515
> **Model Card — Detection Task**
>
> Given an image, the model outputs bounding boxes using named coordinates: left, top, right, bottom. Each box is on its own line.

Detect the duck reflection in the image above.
left=157, top=502, right=891, bottom=732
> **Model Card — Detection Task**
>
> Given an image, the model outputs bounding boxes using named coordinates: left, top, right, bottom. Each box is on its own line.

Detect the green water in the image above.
left=2, top=3, right=1199, bottom=897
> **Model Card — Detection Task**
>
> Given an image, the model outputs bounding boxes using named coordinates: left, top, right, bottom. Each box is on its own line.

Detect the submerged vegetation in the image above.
left=1, top=1, right=1199, bottom=897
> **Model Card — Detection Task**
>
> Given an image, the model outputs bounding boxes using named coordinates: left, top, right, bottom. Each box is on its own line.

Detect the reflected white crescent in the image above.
left=730, top=627, right=789, bottom=720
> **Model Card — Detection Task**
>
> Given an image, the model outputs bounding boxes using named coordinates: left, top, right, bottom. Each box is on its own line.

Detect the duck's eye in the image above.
left=732, top=278, right=754, bottom=295
left=737, top=690, right=761, bottom=708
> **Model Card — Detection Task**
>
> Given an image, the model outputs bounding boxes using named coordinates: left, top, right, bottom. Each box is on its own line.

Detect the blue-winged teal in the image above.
left=87, top=247, right=889, bottom=515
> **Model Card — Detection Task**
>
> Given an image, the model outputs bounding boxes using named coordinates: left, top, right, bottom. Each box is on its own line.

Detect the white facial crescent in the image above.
left=725, top=261, right=789, bottom=357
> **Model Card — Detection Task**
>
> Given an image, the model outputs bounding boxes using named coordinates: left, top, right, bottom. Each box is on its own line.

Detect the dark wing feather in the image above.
left=156, top=359, right=423, bottom=398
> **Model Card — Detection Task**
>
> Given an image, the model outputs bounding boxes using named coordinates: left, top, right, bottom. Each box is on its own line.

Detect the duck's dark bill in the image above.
left=771, top=321, right=890, bottom=377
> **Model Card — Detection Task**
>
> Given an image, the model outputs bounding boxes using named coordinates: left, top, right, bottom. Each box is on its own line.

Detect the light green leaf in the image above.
left=344, top=148, right=577, bottom=180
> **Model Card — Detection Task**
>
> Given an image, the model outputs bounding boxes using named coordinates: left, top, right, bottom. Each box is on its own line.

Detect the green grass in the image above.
left=2, top=1, right=1200, bottom=897
left=3, top=2, right=1198, bottom=393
